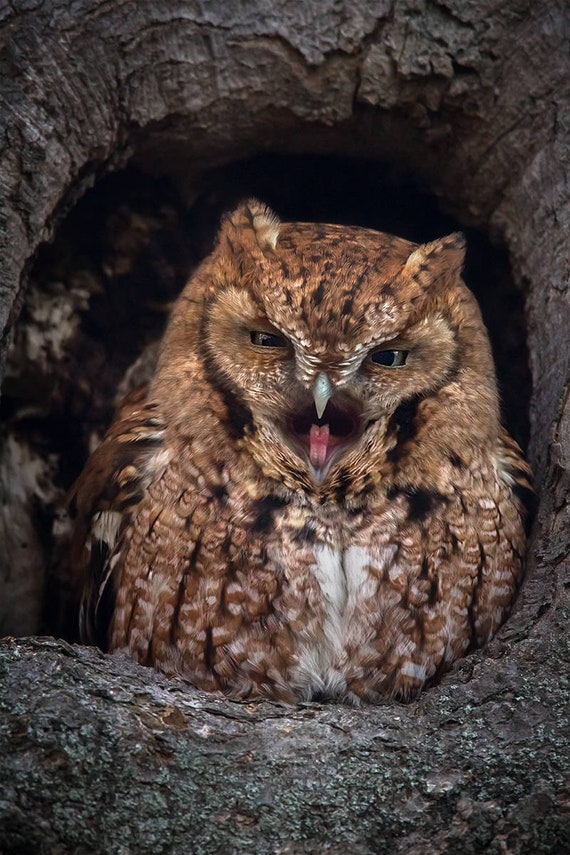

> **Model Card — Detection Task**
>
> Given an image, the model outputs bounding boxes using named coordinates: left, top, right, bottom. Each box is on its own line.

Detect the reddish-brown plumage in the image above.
left=70, top=200, right=532, bottom=703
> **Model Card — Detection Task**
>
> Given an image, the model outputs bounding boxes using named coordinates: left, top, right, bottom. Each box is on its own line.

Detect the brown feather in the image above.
left=69, top=201, right=532, bottom=703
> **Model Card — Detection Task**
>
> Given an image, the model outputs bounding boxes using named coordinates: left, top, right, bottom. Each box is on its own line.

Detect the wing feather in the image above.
left=68, top=386, right=168, bottom=646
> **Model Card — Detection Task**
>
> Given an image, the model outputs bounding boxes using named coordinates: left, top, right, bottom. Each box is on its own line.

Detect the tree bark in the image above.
left=1, top=633, right=568, bottom=854
left=1, top=1, right=569, bottom=852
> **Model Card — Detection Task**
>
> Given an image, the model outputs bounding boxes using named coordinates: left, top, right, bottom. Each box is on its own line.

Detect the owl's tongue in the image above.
left=309, top=423, right=330, bottom=468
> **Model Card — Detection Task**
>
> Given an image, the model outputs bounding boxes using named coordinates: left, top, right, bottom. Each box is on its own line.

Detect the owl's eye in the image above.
left=370, top=349, right=408, bottom=367
left=250, top=331, right=288, bottom=348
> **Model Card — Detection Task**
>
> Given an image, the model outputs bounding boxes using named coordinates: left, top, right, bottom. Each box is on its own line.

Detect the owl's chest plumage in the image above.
left=106, top=447, right=509, bottom=703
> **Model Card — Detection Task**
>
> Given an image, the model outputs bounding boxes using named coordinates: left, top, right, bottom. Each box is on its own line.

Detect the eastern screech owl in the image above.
left=70, top=200, right=532, bottom=703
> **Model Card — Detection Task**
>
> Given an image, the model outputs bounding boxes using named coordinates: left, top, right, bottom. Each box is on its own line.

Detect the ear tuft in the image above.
left=221, top=198, right=281, bottom=251
left=404, top=232, right=466, bottom=284
left=248, top=200, right=281, bottom=250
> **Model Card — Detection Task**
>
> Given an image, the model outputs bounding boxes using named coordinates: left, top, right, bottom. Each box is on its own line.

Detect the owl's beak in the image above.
left=313, top=372, right=333, bottom=419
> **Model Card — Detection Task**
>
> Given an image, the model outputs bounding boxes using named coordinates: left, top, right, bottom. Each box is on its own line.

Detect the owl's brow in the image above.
left=292, top=328, right=408, bottom=357
left=293, top=345, right=366, bottom=381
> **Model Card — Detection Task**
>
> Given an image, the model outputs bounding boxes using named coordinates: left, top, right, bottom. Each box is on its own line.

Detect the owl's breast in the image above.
left=251, top=499, right=400, bottom=700
left=286, top=534, right=397, bottom=700
left=109, top=460, right=525, bottom=703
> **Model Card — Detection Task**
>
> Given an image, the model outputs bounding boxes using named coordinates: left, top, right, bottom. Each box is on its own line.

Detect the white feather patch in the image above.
left=400, top=661, right=427, bottom=681
left=92, top=510, right=123, bottom=550
left=252, top=205, right=280, bottom=249
left=344, top=545, right=381, bottom=601
left=312, top=544, right=347, bottom=617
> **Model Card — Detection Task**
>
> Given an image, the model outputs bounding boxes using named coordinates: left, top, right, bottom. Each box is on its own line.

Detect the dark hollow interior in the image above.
left=0, top=152, right=532, bottom=639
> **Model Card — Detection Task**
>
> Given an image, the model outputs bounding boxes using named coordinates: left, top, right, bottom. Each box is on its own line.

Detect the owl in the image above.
left=69, top=200, right=533, bottom=704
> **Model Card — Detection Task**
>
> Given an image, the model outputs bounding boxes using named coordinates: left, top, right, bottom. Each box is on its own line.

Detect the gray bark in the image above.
left=0, top=0, right=569, bottom=852
left=0, top=633, right=568, bottom=854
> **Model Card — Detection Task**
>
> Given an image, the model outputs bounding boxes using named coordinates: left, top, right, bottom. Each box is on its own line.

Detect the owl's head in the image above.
left=159, top=200, right=500, bottom=498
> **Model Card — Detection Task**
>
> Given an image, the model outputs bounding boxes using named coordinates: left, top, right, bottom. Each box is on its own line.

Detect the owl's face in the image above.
left=164, top=202, right=498, bottom=495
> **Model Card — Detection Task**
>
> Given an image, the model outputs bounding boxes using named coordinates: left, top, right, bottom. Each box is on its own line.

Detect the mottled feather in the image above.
left=70, top=200, right=532, bottom=703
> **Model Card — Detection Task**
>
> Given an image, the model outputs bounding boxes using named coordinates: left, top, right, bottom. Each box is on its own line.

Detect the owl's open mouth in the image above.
left=286, top=399, right=362, bottom=477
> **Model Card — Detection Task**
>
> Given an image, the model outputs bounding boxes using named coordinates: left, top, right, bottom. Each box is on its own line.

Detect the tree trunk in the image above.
left=1, top=1, right=569, bottom=852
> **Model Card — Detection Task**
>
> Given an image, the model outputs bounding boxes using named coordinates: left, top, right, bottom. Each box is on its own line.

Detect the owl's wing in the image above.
left=469, top=427, right=535, bottom=645
left=497, top=426, right=535, bottom=526
left=68, top=386, right=167, bottom=647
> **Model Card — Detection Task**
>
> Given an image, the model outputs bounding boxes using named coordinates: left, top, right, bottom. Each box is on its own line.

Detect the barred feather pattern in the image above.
left=70, top=201, right=533, bottom=703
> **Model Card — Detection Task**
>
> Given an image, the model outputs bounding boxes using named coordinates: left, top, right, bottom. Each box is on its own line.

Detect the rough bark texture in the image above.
left=0, top=0, right=569, bottom=852
left=1, top=634, right=568, bottom=854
